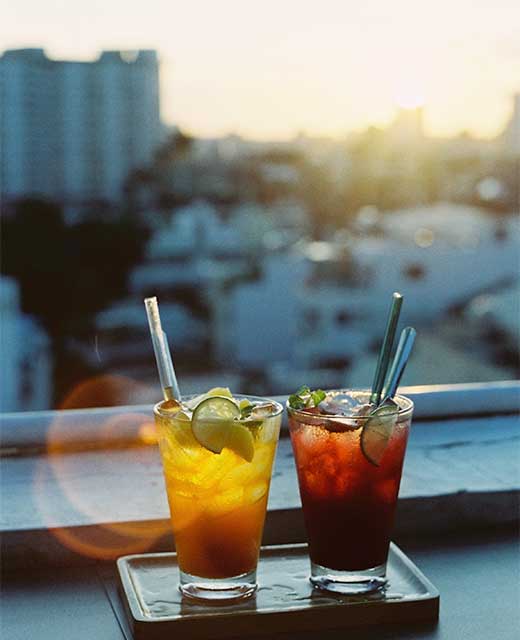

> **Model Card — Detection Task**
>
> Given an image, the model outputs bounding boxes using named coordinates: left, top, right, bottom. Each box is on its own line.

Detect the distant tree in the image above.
left=64, top=211, right=149, bottom=329
left=154, top=129, right=195, bottom=167
left=1, top=198, right=150, bottom=404
left=1, top=198, right=69, bottom=333
left=2, top=198, right=148, bottom=336
left=299, top=162, right=345, bottom=237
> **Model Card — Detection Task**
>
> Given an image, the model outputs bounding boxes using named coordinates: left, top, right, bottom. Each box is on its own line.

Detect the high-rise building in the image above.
left=0, top=48, right=162, bottom=203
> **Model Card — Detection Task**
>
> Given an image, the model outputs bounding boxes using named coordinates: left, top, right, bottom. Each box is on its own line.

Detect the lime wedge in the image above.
left=191, top=396, right=254, bottom=461
left=206, top=387, right=233, bottom=399
left=185, top=387, right=234, bottom=410
left=360, top=404, right=398, bottom=466
left=225, top=423, right=255, bottom=462
left=239, top=398, right=252, bottom=411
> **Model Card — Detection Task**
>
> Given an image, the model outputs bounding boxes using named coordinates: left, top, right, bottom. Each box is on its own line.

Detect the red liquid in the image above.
left=289, top=415, right=410, bottom=571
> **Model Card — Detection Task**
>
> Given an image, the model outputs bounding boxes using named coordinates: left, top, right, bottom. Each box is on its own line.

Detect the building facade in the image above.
left=0, top=276, right=52, bottom=412
left=0, top=48, right=162, bottom=203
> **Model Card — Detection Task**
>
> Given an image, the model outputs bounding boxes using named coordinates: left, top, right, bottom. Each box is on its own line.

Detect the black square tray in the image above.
left=117, top=543, right=439, bottom=639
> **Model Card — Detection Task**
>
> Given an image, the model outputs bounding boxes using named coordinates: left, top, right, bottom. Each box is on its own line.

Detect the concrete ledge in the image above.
left=2, top=381, right=519, bottom=449
left=1, top=413, right=518, bottom=569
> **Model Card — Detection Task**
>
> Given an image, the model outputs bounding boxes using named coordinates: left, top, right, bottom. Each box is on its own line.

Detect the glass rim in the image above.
left=154, top=393, right=284, bottom=420
left=286, top=389, right=414, bottom=422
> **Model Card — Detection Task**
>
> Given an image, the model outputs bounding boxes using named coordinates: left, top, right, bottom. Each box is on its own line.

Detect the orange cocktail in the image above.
left=154, top=390, right=282, bottom=601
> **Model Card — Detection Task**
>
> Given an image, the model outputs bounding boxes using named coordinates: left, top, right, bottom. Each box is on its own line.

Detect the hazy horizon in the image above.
left=2, top=0, right=519, bottom=141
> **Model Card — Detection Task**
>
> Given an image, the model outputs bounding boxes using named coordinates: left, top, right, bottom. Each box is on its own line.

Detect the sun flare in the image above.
left=396, top=90, right=426, bottom=111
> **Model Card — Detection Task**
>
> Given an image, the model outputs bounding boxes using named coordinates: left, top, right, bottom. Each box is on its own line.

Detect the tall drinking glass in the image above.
left=287, top=390, right=413, bottom=595
left=154, top=394, right=282, bottom=601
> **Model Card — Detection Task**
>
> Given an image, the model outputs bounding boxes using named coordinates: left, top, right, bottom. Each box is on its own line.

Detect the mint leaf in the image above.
left=245, top=420, right=263, bottom=430
left=289, top=386, right=326, bottom=410
left=288, top=393, right=306, bottom=409
left=311, top=389, right=326, bottom=407
left=239, top=404, right=255, bottom=419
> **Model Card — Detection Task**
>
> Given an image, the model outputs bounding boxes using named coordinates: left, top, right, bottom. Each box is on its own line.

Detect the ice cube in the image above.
left=318, top=399, right=347, bottom=415
left=250, top=402, right=277, bottom=419
left=244, top=482, right=268, bottom=505
left=351, top=403, right=374, bottom=418
left=184, top=394, right=206, bottom=410
left=320, top=392, right=374, bottom=416
left=206, top=487, right=244, bottom=517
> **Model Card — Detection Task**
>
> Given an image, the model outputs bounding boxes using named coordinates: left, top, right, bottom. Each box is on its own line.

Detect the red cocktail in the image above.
left=287, top=390, right=413, bottom=594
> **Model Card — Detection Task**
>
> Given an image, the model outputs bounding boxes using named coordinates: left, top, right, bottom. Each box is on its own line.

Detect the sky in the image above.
left=2, top=0, right=520, bottom=140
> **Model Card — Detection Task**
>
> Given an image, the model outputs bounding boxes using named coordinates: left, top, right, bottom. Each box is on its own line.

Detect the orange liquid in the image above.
left=156, top=408, right=279, bottom=578
left=170, top=491, right=268, bottom=578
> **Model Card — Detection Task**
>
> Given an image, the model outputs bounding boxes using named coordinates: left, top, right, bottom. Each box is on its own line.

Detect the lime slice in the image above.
left=206, top=387, right=233, bottom=399
left=226, top=423, right=255, bottom=462
left=239, top=398, right=252, bottom=411
left=191, top=396, right=240, bottom=452
left=360, top=404, right=398, bottom=466
left=191, top=396, right=254, bottom=462
left=185, top=387, right=234, bottom=410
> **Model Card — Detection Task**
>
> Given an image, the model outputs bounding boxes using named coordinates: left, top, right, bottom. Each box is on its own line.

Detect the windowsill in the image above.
left=1, top=383, right=519, bottom=569
left=2, top=381, right=519, bottom=451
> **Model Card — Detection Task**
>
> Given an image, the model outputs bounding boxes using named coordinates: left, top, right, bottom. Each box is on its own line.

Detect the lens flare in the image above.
left=33, top=374, right=168, bottom=559
left=58, top=374, right=155, bottom=410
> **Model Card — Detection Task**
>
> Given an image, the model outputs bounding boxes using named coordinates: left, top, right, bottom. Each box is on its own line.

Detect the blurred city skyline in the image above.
left=2, top=0, right=520, bottom=140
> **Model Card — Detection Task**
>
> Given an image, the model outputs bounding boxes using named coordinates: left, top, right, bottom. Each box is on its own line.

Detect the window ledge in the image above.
left=1, top=381, right=519, bottom=451
left=1, top=410, right=518, bottom=569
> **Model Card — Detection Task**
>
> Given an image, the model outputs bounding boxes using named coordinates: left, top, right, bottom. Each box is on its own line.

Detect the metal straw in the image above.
left=370, top=292, right=403, bottom=405
left=144, top=297, right=181, bottom=401
left=381, top=327, right=416, bottom=402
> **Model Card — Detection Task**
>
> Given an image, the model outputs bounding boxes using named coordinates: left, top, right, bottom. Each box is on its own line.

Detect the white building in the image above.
left=464, top=281, right=520, bottom=365
left=208, top=203, right=519, bottom=388
left=0, top=276, right=52, bottom=411
left=296, top=204, right=519, bottom=366
left=130, top=201, right=249, bottom=295
left=77, top=201, right=254, bottom=380
left=0, top=48, right=162, bottom=203
left=347, top=331, right=513, bottom=388
left=85, top=299, right=206, bottom=368
left=212, top=252, right=312, bottom=370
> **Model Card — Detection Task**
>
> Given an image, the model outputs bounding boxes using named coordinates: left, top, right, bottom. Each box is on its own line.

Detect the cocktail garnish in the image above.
left=288, top=386, right=326, bottom=410
left=311, top=389, right=327, bottom=407
left=206, top=386, right=234, bottom=399
left=362, top=326, right=416, bottom=465
left=239, top=403, right=255, bottom=419
left=191, top=396, right=255, bottom=461
left=360, top=405, right=398, bottom=466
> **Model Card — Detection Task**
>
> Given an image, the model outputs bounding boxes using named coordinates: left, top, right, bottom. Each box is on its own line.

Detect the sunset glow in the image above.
left=2, top=0, right=519, bottom=139
left=396, top=91, right=425, bottom=111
